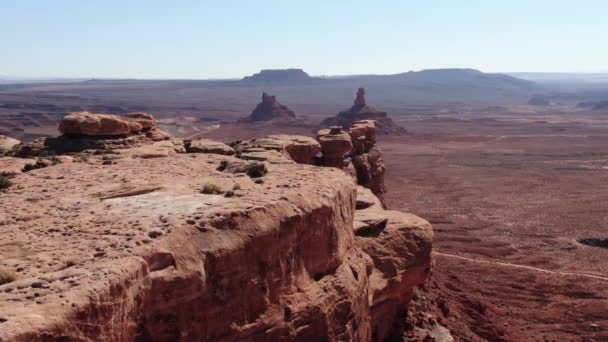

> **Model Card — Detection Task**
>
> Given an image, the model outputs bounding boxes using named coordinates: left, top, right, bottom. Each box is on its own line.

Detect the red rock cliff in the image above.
left=0, top=114, right=432, bottom=341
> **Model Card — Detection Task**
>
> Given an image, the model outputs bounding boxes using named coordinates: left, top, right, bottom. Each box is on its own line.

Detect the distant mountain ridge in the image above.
left=242, top=69, right=318, bottom=83
left=0, top=68, right=542, bottom=107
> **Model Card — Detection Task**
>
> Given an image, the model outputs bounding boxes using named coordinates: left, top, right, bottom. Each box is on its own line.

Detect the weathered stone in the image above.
left=146, top=127, right=171, bottom=141
left=126, top=112, right=158, bottom=129
left=0, top=135, right=20, bottom=155
left=0, top=135, right=432, bottom=342
left=317, top=127, right=353, bottom=168
left=59, top=112, right=138, bottom=136
left=186, top=139, right=235, bottom=155
left=234, top=135, right=321, bottom=165
left=353, top=187, right=433, bottom=340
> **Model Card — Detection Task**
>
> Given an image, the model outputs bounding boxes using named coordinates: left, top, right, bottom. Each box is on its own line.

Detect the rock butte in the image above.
left=0, top=113, right=433, bottom=341
left=321, top=88, right=407, bottom=135
left=242, top=93, right=296, bottom=122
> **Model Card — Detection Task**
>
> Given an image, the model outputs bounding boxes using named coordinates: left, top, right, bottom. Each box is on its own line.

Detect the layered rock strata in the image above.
left=10, top=112, right=170, bottom=157
left=321, top=88, right=407, bottom=135
left=317, top=120, right=386, bottom=203
left=242, top=93, right=296, bottom=122
left=0, top=113, right=432, bottom=341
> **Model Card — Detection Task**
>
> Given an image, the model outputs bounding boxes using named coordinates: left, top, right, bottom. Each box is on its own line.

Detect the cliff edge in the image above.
left=0, top=113, right=433, bottom=341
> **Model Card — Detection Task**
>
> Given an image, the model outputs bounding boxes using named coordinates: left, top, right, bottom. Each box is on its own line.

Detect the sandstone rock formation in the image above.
left=233, top=135, right=321, bottom=165
left=242, top=93, right=296, bottom=122
left=321, top=88, right=407, bottom=135
left=317, top=127, right=353, bottom=168
left=0, top=120, right=432, bottom=341
left=186, top=139, right=235, bottom=155
left=0, top=135, right=20, bottom=155
left=317, top=120, right=386, bottom=203
left=11, top=112, right=170, bottom=157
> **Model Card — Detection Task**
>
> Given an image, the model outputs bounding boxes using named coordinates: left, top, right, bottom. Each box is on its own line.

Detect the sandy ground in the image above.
left=383, top=113, right=608, bottom=341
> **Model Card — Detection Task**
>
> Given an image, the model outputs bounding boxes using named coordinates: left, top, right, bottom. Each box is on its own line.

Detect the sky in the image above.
left=1, top=0, right=607, bottom=79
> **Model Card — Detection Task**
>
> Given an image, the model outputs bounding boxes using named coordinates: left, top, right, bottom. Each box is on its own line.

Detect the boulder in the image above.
left=59, top=112, right=139, bottom=136
left=234, top=135, right=321, bottom=165
left=146, top=128, right=171, bottom=141
left=350, top=120, right=377, bottom=154
left=352, top=146, right=386, bottom=203
left=317, top=127, right=353, bottom=167
left=186, top=139, right=235, bottom=155
left=126, top=112, right=157, bottom=129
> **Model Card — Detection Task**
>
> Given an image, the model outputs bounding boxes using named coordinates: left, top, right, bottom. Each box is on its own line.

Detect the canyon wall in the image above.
left=0, top=113, right=432, bottom=341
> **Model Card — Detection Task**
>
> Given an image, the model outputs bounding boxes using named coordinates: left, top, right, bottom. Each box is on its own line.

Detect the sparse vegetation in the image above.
left=0, top=269, right=17, bottom=285
left=0, top=174, right=12, bottom=191
left=233, top=184, right=241, bottom=190
left=254, top=178, right=265, bottom=184
left=22, top=157, right=61, bottom=172
left=93, top=149, right=118, bottom=155
left=64, top=260, right=77, bottom=268
left=201, top=183, right=223, bottom=194
left=217, top=160, right=229, bottom=171
left=246, top=163, right=267, bottom=178
left=102, top=155, right=119, bottom=165
left=228, top=140, right=241, bottom=148
left=224, top=190, right=235, bottom=198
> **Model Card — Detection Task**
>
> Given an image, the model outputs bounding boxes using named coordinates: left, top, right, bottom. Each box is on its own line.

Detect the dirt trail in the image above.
left=434, top=251, right=608, bottom=281
left=183, top=124, right=220, bottom=140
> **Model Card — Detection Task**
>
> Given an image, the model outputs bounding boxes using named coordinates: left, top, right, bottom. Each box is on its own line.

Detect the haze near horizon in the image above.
left=1, top=0, right=607, bottom=79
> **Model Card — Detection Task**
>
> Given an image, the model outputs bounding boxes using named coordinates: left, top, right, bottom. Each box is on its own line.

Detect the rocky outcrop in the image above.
left=60, top=112, right=139, bottom=136
left=11, top=112, right=170, bottom=157
left=186, top=139, right=235, bottom=155
left=353, top=187, right=433, bottom=340
left=321, top=88, right=407, bottom=135
left=242, top=93, right=296, bottom=122
left=0, top=124, right=432, bottom=341
left=317, top=127, right=353, bottom=168
left=0, top=135, right=20, bottom=155
left=317, top=120, right=386, bottom=203
left=233, top=135, right=321, bottom=165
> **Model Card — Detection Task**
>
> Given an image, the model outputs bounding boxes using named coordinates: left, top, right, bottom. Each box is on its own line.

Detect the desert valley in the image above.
left=1, top=68, right=608, bottom=341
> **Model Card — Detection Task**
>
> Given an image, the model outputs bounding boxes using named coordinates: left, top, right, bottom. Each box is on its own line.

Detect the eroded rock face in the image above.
left=243, top=93, right=296, bottom=122
left=316, top=120, right=386, bottom=203
left=127, top=112, right=158, bottom=129
left=59, top=112, right=137, bottom=136
left=186, top=139, right=235, bottom=155
left=0, top=135, right=20, bottom=155
left=233, top=135, right=321, bottom=165
left=11, top=113, right=171, bottom=157
left=321, top=88, right=407, bottom=135
left=317, top=127, right=354, bottom=168
left=353, top=187, right=433, bottom=341
left=0, top=132, right=432, bottom=341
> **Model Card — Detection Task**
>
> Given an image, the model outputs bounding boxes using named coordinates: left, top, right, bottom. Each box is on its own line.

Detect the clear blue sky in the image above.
left=1, top=0, right=606, bottom=78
